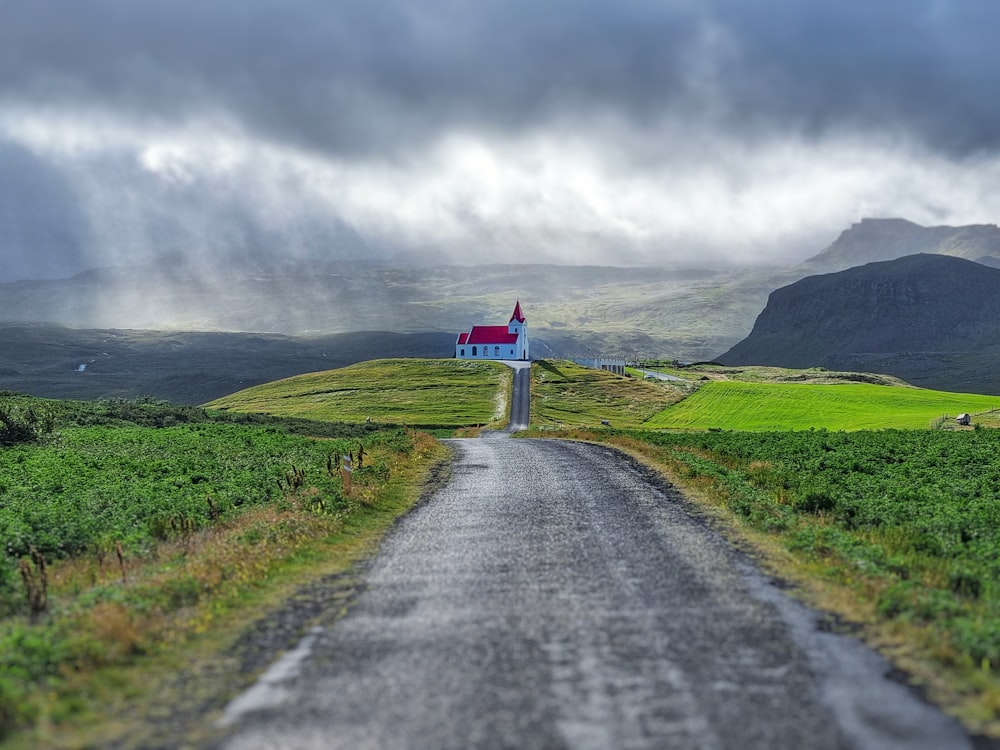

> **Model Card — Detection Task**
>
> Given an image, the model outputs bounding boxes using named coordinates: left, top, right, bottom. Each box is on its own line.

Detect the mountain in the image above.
left=719, top=254, right=1000, bottom=394
left=798, top=218, right=1000, bottom=274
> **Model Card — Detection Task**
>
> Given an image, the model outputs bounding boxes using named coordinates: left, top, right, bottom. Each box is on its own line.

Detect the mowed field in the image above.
left=207, top=358, right=512, bottom=428
left=643, top=380, right=1000, bottom=431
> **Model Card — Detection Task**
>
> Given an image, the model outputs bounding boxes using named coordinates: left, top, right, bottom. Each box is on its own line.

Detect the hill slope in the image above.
left=719, top=254, right=1000, bottom=393
left=207, top=359, right=512, bottom=428
left=0, top=262, right=781, bottom=362
left=0, top=325, right=455, bottom=404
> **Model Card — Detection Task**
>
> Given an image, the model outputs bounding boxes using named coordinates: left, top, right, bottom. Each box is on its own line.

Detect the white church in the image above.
left=456, top=301, right=530, bottom=361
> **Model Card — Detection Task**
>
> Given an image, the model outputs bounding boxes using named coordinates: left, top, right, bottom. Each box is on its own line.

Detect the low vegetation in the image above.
left=207, top=358, right=512, bottom=429
left=600, top=428, right=1000, bottom=732
left=0, top=395, right=444, bottom=745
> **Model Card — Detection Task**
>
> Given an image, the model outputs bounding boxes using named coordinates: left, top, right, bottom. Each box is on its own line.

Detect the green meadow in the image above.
left=207, top=358, right=512, bottom=428
left=643, top=380, right=1000, bottom=431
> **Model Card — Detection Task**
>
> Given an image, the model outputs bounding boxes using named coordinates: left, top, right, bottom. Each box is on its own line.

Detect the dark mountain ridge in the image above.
left=719, top=254, right=1000, bottom=393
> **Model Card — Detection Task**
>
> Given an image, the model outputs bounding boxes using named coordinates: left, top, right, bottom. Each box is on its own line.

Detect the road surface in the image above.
left=214, top=436, right=973, bottom=749
left=504, top=360, right=531, bottom=432
left=634, top=367, right=687, bottom=382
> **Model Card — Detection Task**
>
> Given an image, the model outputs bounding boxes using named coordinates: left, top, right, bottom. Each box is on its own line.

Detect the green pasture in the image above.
left=643, top=380, right=1000, bottom=431
left=207, top=358, right=512, bottom=428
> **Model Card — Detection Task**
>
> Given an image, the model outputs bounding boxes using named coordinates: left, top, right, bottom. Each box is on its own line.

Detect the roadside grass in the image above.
left=644, top=380, right=1000, bottom=431
left=577, top=428, right=1000, bottom=736
left=0, top=396, right=448, bottom=747
left=207, top=358, right=511, bottom=429
left=530, top=360, right=685, bottom=430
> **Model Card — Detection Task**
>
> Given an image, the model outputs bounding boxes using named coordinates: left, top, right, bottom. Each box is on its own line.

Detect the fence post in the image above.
left=341, top=454, right=352, bottom=495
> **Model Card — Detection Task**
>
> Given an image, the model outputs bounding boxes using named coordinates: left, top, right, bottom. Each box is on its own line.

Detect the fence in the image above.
left=570, top=356, right=627, bottom=376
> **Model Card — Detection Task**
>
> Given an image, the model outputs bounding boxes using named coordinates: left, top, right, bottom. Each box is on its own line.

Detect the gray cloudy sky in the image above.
left=2, top=0, right=1000, bottom=281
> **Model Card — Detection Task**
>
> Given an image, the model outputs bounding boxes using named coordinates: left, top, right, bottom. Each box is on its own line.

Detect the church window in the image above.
left=472, top=346, right=477, bottom=356
left=494, top=346, right=500, bottom=357
left=460, top=349, right=465, bottom=357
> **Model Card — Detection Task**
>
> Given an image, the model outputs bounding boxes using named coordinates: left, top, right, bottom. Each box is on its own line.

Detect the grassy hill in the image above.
left=531, top=360, right=686, bottom=429
left=643, top=380, right=1000, bottom=431
left=206, top=359, right=512, bottom=428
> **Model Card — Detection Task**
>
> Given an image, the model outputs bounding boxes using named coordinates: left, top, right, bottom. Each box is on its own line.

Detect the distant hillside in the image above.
left=8, top=219, right=1000, bottom=371
left=0, top=262, right=761, bottom=362
left=0, top=325, right=455, bottom=404
left=719, top=254, right=1000, bottom=394
left=798, top=218, right=1000, bottom=273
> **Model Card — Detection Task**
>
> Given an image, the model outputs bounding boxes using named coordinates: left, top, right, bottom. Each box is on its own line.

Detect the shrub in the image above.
left=0, top=399, right=55, bottom=445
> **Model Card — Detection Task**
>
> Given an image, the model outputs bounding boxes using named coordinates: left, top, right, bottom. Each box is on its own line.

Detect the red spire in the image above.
left=509, top=300, right=525, bottom=323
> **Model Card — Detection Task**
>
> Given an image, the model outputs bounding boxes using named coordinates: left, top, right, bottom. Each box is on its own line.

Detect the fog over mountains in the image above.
left=4, top=216, right=999, bottom=347
left=5, top=217, right=1000, bottom=401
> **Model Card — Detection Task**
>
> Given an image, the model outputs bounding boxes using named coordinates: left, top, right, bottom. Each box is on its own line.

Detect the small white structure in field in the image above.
left=455, top=301, right=529, bottom=361
left=956, top=413, right=971, bottom=426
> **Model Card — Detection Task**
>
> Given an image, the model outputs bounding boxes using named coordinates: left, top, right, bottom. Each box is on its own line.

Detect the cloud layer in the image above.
left=3, top=0, right=1000, bottom=281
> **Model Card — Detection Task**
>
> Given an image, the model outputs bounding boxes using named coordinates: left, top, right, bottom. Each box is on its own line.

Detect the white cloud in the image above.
left=3, top=101, right=1000, bottom=279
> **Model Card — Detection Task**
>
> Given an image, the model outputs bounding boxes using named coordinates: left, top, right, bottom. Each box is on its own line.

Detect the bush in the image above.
left=0, top=557, right=23, bottom=619
left=0, top=400, right=55, bottom=445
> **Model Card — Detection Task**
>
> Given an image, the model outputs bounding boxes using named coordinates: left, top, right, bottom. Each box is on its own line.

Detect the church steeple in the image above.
left=509, top=300, right=525, bottom=324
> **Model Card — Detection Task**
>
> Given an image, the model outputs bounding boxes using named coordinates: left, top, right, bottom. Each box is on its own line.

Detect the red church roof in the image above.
left=510, top=300, right=525, bottom=323
left=461, top=326, right=519, bottom=345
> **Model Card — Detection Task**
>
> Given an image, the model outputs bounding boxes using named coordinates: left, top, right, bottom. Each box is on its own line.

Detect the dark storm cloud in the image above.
left=0, top=0, right=711, bottom=157
left=2, top=0, right=999, bottom=157
left=3, top=0, right=1000, bottom=286
left=711, top=0, right=1000, bottom=155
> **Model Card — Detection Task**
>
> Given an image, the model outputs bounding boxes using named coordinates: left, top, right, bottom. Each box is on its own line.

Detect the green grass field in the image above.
left=643, top=380, right=1000, bottom=431
left=206, top=358, right=512, bottom=428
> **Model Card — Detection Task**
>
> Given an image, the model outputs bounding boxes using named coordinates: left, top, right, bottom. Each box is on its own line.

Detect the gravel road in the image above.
left=214, top=436, right=975, bottom=749
left=506, top=362, right=531, bottom=432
